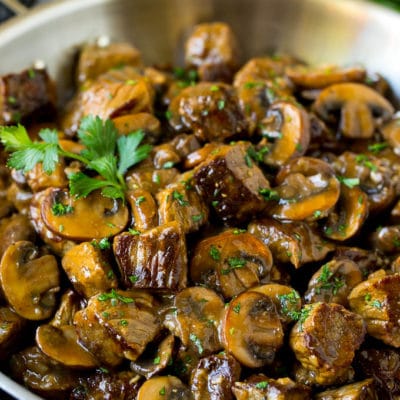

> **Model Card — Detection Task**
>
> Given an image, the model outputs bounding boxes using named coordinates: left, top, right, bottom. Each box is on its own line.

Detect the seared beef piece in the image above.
left=156, top=181, right=209, bottom=234
left=62, top=242, right=118, bottom=298
left=168, top=82, right=247, bottom=142
left=355, top=346, right=400, bottom=399
left=315, top=378, right=377, bottom=400
left=348, top=270, right=400, bottom=347
left=74, top=307, right=124, bottom=368
left=0, top=68, right=56, bottom=124
left=190, top=353, right=241, bottom=400
left=0, top=306, right=26, bottom=361
left=185, top=22, right=239, bottom=82
left=76, top=41, right=142, bottom=84
left=248, top=218, right=335, bottom=269
left=114, top=222, right=187, bottom=290
left=26, top=160, right=68, bottom=193
left=61, top=66, right=154, bottom=134
left=193, top=142, right=270, bottom=225
left=232, top=374, right=311, bottom=400
left=71, top=371, right=142, bottom=400
left=10, top=346, right=80, bottom=398
left=170, top=133, right=201, bottom=159
left=289, top=302, right=366, bottom=385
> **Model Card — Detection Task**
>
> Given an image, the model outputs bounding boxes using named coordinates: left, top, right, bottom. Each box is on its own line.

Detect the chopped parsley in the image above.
left=209, top=245, right=221, bottom=261
left=210, top=85, right=219, bottom=92
left=255, top=381, right=269, bottom=389
left=159, top=386, right=166, bottom=396
left=217, top=99, right=225, bottom=110
left=315, top=264, right=345, bottom=295
left=192, top=213, right=203, bottom=222
left=128, top=228, right=141, bottom=235
left=98, top=288, right=134, bottom=304
left=153, top=356, right=161, bottom=365
left=91, top=237, right=111, bottom=250
left=129, top=275, right=139, bottom=283
left=221, top=257, right=247, bottom=275
left=163, top=161, right=175, bottom=169
left=337, top=176, right=360, bottom=189
left=233, top=303, right=241, bottom=314
left=189, top=333, right=204, bottom=354
left=172, top=190, right=189, bottom=206
left=355, top=154, right=378, bottom=172
left=233, top=228, right=246, bottom=235
left=135, top=196, right=146, bottom=205
left=368, top=142, right=389, bottom=154
left=51, top=202, right=74, bottom=216
left=278, top=290, right=300, bottom=319
left=259, top=187, right=280, bottom=201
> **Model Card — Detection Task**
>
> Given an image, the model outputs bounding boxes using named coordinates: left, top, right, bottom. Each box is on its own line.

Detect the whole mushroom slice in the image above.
left=35, top=324, right=98, bottom=369
left=190, top=230, right=273, bottom=299
left=370, top=225, right=400, bottom=254
left=304, top=258, right=363, bottom=307
left=381, top=114, right=400, bottom=156
left=41, top=187, right=129, bottom=241
left=190, top=353, right=241, bottom=400
left=286, top=64, right=366, bottom=89
left=323, top=184, right=368, bottom=241
left=314, top=378, right=377, bottom=400
left=164, top=286, right=224, bottom=357
left=268, top=157, right=340, bottom=220
left=0, top=241, right=60, bottom=320
left=257, top=101, right=310, bottom=167
left=137, top=375, right=193, bottom=400
left=0, top=306, right=26, bottom=361
left=313, top=83, right=394, bottom=138
left=49, top=289, right=85, bottom=328
left=220, top=290, right=284, bottom=368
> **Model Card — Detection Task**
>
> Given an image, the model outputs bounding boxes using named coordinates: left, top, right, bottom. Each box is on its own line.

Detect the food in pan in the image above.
left=0, top=21, right=400, bottom=399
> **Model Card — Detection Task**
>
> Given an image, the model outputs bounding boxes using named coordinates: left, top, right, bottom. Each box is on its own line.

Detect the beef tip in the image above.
left=10, top=346, right=80, bottom=398
left=0, top=67, right=56, bottom=124
left=190, top=353, right=241, bottom=400
left=61, top=66, right=154, bottom=134
left=232, top=374, right=311, bottom=400
left=168, top=82, right=247, bottom=142
left=26, top=159, right=68, bottom=193
left=289, top=302, right=365, bottom=385
left=0, top=213, right=35, bottom=259
left=156, top=181, right=209, bottom=234
left=248, top=218, right=335, bottom=269
left=152, top=143, right=181, bottom=170
left=354, top=346, right=400, bottom=399
left=193, top=142, right=270, bottom=225
left=70, top=370, right=142, bottom=400
left=61, top=242, right=118, bottom=298
left=348, top=270, right=400, bottom=347
left=76, top=41, right=142, bottom=84
left=185, top=22, right=239, bottom=82
left=114, top=222, right=187, bottom=290
left=126, top=189, right=158, bottom=231
left=190, top=230, right=273, bottom=299
left=74, top=307, right=124, bottom=368
left=0, top=306, right=26, bottom=361
left=315, top=378, right=377, bottom=400
left=170, top=133, right=201, bottom=159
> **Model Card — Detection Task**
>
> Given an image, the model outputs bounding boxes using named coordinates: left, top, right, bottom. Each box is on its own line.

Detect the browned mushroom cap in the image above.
left=232, top=374, right=311, bottom=400
left=323, top=184, right=368, bottom=241
left=257, top=101, right=310, bottom=167
left=370, top=225, right=400, bottom=254
left=152, top=143, right=181, bottom=170
left=10, top=346, right=80, bottom=398
left=286, top=64, right=366, bottom=89
left=221, top=290, right=284, bottom=368
left=137, top=375, right=193, bottom=400
left=250, top=284, right=302, bottom=325
left=185, top=22, right=239, bottom=82
left=314, top=378, right=377, bottom=400
left=304, top=258, right=363, bottom=307
left=184, top=143, right=222, bottom=170
left=190, top=353, right=241, bottom=400
left=164, top=286, right=224, bottom=357
left=131, top=334, right=175, bottom=379
left=289, top=302, right=365, bottom=385
left=62, top=242, right=118, bottom=298
left=0, top=306, right=26, bottom=361
left=348, top=271, right=400, bottom=347
left=313, top=83, right=394, bottom=138
left=0, top=241, right=60, bottom=320
left=248, top=218, right=335, bottom=269
left=268, top=157, right=340, bottom=220
left=190, top=230, right=273, bottom=299
left=380, top=114, right=400, bottom=155
left=168, top=82, right=247, bottom=142
left=126, top=188, right=158, bottom=231
left=49, top=289, right=84, bottom=328
left=36, top=324, right=98, bottom=368
left=41, top=187, right=129, bottom=241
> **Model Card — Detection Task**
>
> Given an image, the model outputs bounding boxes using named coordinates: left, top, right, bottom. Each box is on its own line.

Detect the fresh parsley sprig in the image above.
left=0, top=115, right=152, bottom=201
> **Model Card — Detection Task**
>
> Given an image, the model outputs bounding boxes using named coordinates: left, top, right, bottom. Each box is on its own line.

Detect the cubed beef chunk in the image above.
left=315, top=378, right=377, bottom=400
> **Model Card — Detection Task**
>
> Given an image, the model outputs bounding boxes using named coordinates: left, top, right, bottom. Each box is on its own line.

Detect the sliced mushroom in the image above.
left=286, top=64, right=366, bottom=89
left=126, top=188, right=158, bottom=231
left=323, top=184, right=368, bottom=241
left=190, top=230, right=273, bottom=298
left=268, top=157, right=340, bottom=220
left=190, top=353, right=241, bottom=400
left=35, top=324, right=98, bottom=368
left=315, top=378, right=377, bottom=400
left=304, top=258, right=363, bottom=306
left=370, top=225, right=400, bottom=254
left=49, top=289, right=84, bottom=328
left=137, top=375, right=193, bottom=400
left=152, top=143, right=181, bottom=170
left=381, top=114, right=400, bottom=156
left=220, top=290, right=284, bottom=368
left=257, top=101, right=310, bottom=167
left=248, top=218, right=335, bottom=269
left=41, top=187, right=129, bottom=240
left=164, top=286, right=224, bottom=357
left=184, top=142, right=223, bottom=170
left=0, top=306, right=26, bottom=361
left=0, top=241, right=60, bottom=320
left=62, top=242, right=118, bottom=298
left=313, top=83, right=394, bottom=138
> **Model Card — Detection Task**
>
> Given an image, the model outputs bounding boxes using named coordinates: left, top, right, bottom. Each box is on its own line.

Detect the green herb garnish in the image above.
left=51, top=202, right=74, bottom=216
